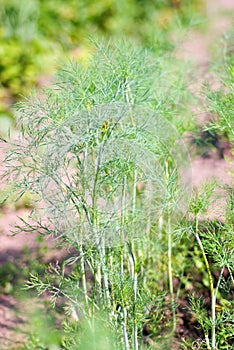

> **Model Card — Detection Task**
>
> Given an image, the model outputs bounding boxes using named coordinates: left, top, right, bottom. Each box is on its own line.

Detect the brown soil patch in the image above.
left=0, top=295, right=26, bottom=349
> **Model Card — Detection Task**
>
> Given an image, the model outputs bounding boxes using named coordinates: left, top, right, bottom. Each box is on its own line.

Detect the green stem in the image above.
left=133, top=270, right=138, bottom=350
left=167, top=216, right=176, bottom=333
left=121, top=177, right=126, bottom=243
left=227, top=265, right=234, bottom=286
left=125, top=80, right=135, bottom=126
left=119, top=178, right=130, bottom=348
left=158, top=215, right=163, bottom=241
left=122, top=307, right=130, bottom=350
left=91, top=141, right=104, bottom=300
left=194, top=216, right=216, bottom=350
left=120, top=177, right=126, bottom=293
left=128, top=243, right=138, bottom=350
left=165, top=160, right=176, bottom=333
left=100, top=236, right=111, bottom=308
left=132, top=169, right=137, bottom=214
left=205, top=334, right=212, bottom=350
left=131, top=169, right=139, bottom=349
left=109, top=254, right=116, bottom=310
left=92, top=145, right=103, bottom=222
left=80, top=244, right=88, bottom=305
left=215, top=266, right=225, bottom=300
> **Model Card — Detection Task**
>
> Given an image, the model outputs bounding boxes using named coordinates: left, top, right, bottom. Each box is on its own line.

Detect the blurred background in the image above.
left=0, top=0, right=205, bottom=133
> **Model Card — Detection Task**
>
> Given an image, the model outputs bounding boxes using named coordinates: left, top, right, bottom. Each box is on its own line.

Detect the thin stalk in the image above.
left=214, top=266, right=225, bottom=300
left=95, top=253, right=102, bottom=297
left=109, top=254, right=116, bottom=310
left=73, top=146, right=89, bottom=307
left=120, top=201, right=125, bottom=284
left=132, top=169, right=137, bottom=214
left=158, top=213, right=164, bottom=291
left=133, top=271, right=138, bottom=350
left=194, top=216, right=216, bottom=350
left=167, top=216, right=176, bottom=333
left=130, top=169, right=139, bottom=349
left=100, top=236, right=111, bottom=308
left=128, top=243, right=138, bottom=350
left=125, top=79, right=135, bottom=126
left=165, top=160, right=176, bottom=333
left=227, top=264, right=234, bottom=286
left=91, top=252, right=99, bottom=314
left=205, top=334, right=212, bottom=350
left=121, top=176, right=127, bottom=250
left=158, top=215, right=163, bottom=240
left=144, top=205, right=151, bottom=283
left=122, top=307, right=130, bottom=350
left=92, top=144, right=103, bottom=220
left=119, top=177, right=131, bottom=349
left=92, top=140, right=106, bottom=301
left=93, top=214, right=111, bottom=308
left=142, top=184, right=152, bottom=288
left=120, top=250, right=124, bottom=284
left=119, top=177, right=126, bottom=336
left=79, top=244, right=89, bottom=305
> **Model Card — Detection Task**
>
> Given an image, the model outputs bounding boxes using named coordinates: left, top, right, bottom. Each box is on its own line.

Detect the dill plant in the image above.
left=205, top=32, right=234, bottom=150
left=3, top=41, right=192, bottom=349
left=184, top=40, right=234, bottom=349
left=188, top=182, right=234, bottom=350
left=198, top=46, right=234, bottom=350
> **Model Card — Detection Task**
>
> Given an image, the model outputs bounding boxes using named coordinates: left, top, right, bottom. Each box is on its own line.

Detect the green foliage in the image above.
left=206, top=32, right=234, bottom=148
left=0, top=0, right=204, bottom=120
left=189, top=184, right=234, bottom=350
left=2, top=35, right=234, bottom=350
left=2, top=41, right=192, bottom=349
left=0, top=245, right=45, bottom=295
left=189, top=181, right=216, bottom=216
left=23, top=311, right=61, bottom=350
left=61, top=312, right=120, bottom=350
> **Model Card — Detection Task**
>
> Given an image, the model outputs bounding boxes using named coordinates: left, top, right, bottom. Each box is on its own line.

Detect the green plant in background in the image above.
left=180, top=33, right=234, bottom=349
left=189, top=28, right=234, bottom=163
left=0, top=0, right=204, bottom=125
left=188, top=39, right=233, bottom=349
left=3, top=41, right=192, bottom=349
left=206, top=88, right=234, bottom=152
left=189, top=182, right=234, bottom=350
left=205, top=31, right=234, bottom=151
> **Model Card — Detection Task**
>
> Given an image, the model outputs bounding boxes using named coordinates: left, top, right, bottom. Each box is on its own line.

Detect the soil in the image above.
left=0, top=294, right=25, bottom=349
left=0, top=0, right=233, bottom=348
